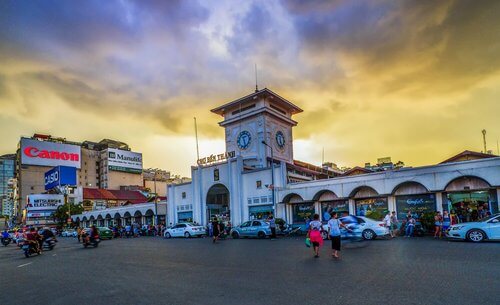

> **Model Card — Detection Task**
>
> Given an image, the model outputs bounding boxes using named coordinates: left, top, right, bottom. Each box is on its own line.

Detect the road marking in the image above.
left=52, top=254, right=57, bottom=256
left=17, top=262, right=33, bottom=268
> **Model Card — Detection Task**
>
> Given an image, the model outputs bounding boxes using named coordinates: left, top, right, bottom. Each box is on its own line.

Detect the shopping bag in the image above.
left=305, top=237, right=311, bottom=247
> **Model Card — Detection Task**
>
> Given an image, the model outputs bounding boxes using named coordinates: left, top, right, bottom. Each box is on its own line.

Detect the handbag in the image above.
left=305, top=237, right=311, bottom=248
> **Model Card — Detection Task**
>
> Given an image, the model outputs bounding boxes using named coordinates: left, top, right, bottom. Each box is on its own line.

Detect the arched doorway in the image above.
left=145, top=209, right=154, bottom=225
left=206, top=184, right=230, bottom=223
left=123, top=212, right=131, bottom=225
left=350, top=186, right=387, bottom=221
left=392, top=182, right=435, bottom=220
left=134, top=211, right=142, bottom=225
left=312, top=190, right=348, bottom=221
left=444, top=176, right=497, bottom=221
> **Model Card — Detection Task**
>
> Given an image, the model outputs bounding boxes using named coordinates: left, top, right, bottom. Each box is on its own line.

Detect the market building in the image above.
left=166, top=88, right=500, bottom=228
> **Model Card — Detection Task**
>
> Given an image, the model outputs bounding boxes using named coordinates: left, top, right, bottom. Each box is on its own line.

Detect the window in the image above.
left=182, top=192, right=186, bottom=199
left=231, top=104, right=256, bottom=115
left=214, top=169, right=219, bottom=181
left=256, top=180, right=262, bottom=188
left=253, top=198, right=260, bottom=204
left=240, top=221, right=251, bottom=228
left=252, top=221, right=261, bottom=227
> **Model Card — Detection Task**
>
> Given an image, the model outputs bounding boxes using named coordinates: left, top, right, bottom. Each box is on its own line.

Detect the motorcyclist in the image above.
left=40, top=227, right=57, bottom=244
left=1, top=229, right=10, bottom=244
left=25, top=227, right=42, bottom=253
left=89, top=225, right=99, bottom=241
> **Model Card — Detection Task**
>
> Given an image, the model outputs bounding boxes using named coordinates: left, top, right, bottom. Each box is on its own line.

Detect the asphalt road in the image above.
left=0, top=236, right=498, bottom=305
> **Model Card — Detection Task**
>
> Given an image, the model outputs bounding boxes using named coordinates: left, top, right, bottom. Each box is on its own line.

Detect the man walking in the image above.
left=268, top=214, right=277, bottom=240
left=390, top=211, right=399, bottom=238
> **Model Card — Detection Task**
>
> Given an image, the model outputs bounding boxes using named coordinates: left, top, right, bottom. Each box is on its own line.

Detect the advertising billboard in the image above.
left=26, top=194, right=64, bottom=211
left=21, top=138, right=81, bottom=168
left=44, top=166, right=77, bottom=190
left=107, top=148, right=142, bottom=174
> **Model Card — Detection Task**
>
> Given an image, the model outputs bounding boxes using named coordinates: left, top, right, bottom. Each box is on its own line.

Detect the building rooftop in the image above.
left=83, top=188, right=147, bottom=204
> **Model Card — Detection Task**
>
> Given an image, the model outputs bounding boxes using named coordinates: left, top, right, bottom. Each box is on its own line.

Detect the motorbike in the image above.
left=21, top=241, right=41, bottom=258
left=1, top=237, right=11, bottom=246
left=82, top=233, right=100, bottom=248
left=43, top=237, right=57, bottom=251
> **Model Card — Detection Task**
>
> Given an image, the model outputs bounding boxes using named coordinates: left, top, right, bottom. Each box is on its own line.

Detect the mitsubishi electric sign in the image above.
left=20, top=138, right=81, bottom=168
left=107, top=148, right=143, bottom=174
left=26, top=194, right=64, bottom=211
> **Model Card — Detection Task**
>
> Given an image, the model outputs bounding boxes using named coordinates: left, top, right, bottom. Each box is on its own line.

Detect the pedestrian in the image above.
left=76, top=227, right=82, bottom=243
left=383, top=211, right=391, bottom=236
left=125, top=224, right=132, bottom=238
left=268, top=214, right=277, bottom=240
left=211, top=218, right=220, bottom=244
left=390, top=211, right=399, bottom=238
left=327, top=212, right=347, bottom=259
left=442, top=210, right=451, bottom=233
left=307, top=214, right=323, bottom=258
left=405, top=216, right=415, bottom=237
left=434, top=211, right=443, bottom=238
left=208, top=222, right=213, bottom=237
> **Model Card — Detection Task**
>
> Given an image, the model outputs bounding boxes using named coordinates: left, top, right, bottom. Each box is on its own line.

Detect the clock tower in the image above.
left=211, top=88, right=303, bottom=168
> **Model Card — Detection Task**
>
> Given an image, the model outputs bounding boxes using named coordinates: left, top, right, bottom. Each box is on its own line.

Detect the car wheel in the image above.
left=184, top=232, right=191, bottom=238
left=165, top=232, right=171, bottom=239
left=232, top=232, right=239, bottom=239
left=467, top=229, right=486, bottom=242
left=362, top=229, right=375, bottom=240
left=257, top=231, right=266, bottom=239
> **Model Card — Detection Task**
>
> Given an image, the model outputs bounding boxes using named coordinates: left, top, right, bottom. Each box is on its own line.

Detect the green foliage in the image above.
left=52, top=202, right=84, bottom=226
left=419, top=212, right=436, bottom=232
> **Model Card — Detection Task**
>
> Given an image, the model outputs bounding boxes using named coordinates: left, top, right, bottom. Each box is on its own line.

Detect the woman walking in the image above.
left=327, top=212, right=348, bottom=259
left=434, top=211, right=443, bottom=238
left=307, top=214, right=323, bottom=258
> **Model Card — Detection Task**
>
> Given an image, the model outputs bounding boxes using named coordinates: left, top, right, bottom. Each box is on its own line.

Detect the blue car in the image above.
left=230, top=220, right=271, bottom=239
left=446, top=213, right=500, bottom=242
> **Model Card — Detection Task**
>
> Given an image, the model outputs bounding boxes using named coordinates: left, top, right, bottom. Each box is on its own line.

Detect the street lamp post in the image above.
left=153, top=169, right=158, bottom=227
left=261, top=141, right=276, bottom=217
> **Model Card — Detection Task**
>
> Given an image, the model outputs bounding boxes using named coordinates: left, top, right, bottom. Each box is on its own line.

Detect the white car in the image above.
left=446, top=213, right=500, bottom=242
left=164, top=223, right=206, bottom=238
left=62, top=229, right=77, bottom=237
left=321, top=215, right=390, bottom=240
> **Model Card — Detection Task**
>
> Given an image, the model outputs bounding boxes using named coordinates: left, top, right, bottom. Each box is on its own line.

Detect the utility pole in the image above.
left=482, top=129, right=487, bottom=153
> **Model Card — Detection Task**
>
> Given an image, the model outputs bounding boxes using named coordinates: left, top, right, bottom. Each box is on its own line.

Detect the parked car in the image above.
left=97, top=227, right=113, bottom=240
left=61, top=229, right=77, bottom=237
left=446, top=213, right=500, bottom=242
left=164, top=223, right=206, bottom=238
left=230, top=220, right=271, bottom=239
left=321, top=215, right=390, bottom=240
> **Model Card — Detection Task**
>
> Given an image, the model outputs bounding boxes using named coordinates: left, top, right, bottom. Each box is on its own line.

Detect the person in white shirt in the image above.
left=327, top=212, right=348, bottom=259
left=383, top=212, right=391, bottom=231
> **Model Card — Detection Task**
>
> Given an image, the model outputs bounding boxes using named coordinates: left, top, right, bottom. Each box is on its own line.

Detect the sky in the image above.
left=0, top=0, right=499, bottom=177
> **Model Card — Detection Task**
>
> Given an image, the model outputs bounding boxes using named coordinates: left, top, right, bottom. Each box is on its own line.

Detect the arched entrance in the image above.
left=206, top=184, right=230, bottom=223
left=351, top=186, right=387, bottom=221
left=444, top=176, right=497, bottom=221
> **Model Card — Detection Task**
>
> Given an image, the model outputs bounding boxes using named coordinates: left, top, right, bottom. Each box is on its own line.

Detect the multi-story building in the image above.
left=14, top=134, right=144, bottom=223
left=0, top=154, right=15, bottom=218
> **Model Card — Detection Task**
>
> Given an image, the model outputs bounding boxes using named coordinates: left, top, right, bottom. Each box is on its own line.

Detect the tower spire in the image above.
left=255, top=63, right=258, bottom=92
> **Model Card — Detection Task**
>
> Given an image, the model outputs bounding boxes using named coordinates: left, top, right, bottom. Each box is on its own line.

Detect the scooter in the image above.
left=1, top=237, right=11, bottom=246
left=82, top=234, right=100, bottom=248
left=43, top=237, right=57, bottom=251
left=21, top=241, right=41, bottom=258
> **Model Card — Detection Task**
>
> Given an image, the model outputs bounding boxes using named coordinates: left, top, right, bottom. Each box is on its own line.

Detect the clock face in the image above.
left=237, top=131, right=251, bottom=150
left=275, top=131, right=285, bottom=149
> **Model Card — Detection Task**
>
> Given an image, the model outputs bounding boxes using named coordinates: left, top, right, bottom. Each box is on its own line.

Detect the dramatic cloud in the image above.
left=0, top=0, right=499, bottom=176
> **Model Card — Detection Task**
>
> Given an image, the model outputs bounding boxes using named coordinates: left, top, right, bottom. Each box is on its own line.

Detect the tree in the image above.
left=53, top=203, right=84, bottom=226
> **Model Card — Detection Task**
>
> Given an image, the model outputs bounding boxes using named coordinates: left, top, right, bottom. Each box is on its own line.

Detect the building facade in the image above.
left=0, top=154, right=15, bottom=218
left=14, top=134, right=144, bottom=223
left=167, top=89, right=500, bottom=227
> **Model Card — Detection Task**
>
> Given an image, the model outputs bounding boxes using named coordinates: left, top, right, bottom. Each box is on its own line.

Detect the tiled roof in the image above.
left=439, top=150, right=497, bottom=164
left=83, top=188, right=147, bottom=204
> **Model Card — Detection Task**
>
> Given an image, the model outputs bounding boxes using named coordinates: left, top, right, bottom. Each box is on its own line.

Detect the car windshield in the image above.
left=478, top=214, right=499, bottom=222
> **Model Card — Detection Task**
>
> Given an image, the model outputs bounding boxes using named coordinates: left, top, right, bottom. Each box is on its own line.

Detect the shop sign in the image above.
left=197, top=151, right=236, bottom=166
left=355, top=198, right=388, bottom=221
left=107, top=148, right=143, bottom=172
left=26, top=194, right=64, bottom=211
left=396, top=194, right=436, bottom=219
left=44, top=166, right=77, bottom=190
left=21, top=138, right=81, bottom=168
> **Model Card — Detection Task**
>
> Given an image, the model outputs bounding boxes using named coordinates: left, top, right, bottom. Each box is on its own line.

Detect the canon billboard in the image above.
left=20, top=138, right=81, bottom=168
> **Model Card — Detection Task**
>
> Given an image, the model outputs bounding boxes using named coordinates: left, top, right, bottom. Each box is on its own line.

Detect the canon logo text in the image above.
left=24, top=146, right=79, bottom=162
